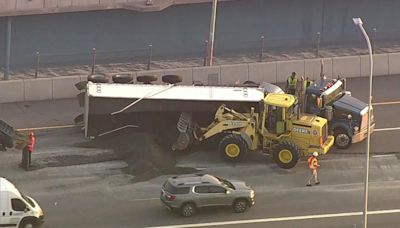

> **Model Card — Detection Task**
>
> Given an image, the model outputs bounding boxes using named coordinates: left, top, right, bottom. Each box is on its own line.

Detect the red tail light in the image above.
left=166, top=194, right=176, bottom=201
left=320, top=137, right=323, bottom=146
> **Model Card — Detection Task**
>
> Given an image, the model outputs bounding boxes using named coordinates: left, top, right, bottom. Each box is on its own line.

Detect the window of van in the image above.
left=11, top=199, right=26, bottom=211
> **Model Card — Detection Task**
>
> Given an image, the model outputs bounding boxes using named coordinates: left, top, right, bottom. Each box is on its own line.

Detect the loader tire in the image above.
left=272, top=141, right=300, bottom=169
left=162, top=75, right=182, bottom=84
left=218, top=134, right=248, bottom=162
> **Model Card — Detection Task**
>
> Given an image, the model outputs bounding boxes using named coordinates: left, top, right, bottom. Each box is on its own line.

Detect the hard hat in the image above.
left=313, top=152, right=319, bottom=157
left=29, top=132, right=34, bottom=137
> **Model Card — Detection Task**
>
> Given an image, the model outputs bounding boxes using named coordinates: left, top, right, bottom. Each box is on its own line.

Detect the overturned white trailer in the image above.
left=82, top=82, right=270, bottom=141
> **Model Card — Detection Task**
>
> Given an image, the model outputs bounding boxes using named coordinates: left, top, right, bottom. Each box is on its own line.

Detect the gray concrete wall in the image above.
left=1, top=0, right=400, bottom=69
left=1, top=53, right=399, bottom=103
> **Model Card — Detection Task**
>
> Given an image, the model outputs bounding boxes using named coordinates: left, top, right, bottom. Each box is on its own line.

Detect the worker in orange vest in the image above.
left=306, top=152, right=320, bottom=186
left=21, top=132, right=35, bottom=171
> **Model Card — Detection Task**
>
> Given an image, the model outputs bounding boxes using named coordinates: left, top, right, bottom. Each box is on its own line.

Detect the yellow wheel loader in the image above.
left=173, top=93, right=334, bottom=169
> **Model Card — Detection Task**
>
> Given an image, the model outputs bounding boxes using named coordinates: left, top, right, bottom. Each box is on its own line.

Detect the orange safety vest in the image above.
left=308, top=156, right=319, bottom=170
left=27, top=136, right=35, bottom=153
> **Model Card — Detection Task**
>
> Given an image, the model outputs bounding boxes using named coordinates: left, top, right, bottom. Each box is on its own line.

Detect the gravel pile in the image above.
left=76, top=128, right=196, bottom=181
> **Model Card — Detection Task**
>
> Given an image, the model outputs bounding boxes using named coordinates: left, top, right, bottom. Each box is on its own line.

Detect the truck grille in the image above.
left=360, top=112, right=368, bottom=130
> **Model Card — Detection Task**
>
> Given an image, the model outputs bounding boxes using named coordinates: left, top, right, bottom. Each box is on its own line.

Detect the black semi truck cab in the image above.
left=304, top=78, right=375, bottom=149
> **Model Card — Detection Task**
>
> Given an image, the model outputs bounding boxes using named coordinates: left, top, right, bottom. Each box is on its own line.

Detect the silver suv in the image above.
left=160, top=174, right=255, bottom=217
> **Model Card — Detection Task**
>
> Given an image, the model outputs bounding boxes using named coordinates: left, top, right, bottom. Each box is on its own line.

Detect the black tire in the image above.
left=137, top=75, right=158, bottom=84
left=87, top=73, right=108, bottom=83
left=218, top=134, right=248, bottom=162
left=74, top=81, right=87, bottom=90
left=272, top=141, right=300, bottom=169
left=243, top=80, right=259, bottom=87
left=112, top=74, right=133, bottom=84
left=162, top=75, right=182, bottom=84
left=233, top=199, right=248, bottom=213
left=180, top=203, right=196, bottom=217
left=334, top=129, right=351, bottom=149
left=19, top=219, right=36, bottom=228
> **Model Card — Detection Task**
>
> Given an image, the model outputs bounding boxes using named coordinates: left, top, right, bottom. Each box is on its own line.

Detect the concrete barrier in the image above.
left=24, top=78, right=53, bottom=101
left=332, top=56, right=361, bottom=78
left=388, top=52, right=400, bottom=75
left=52, top=76, right=81, bottom=99
left=163, top=68, right=193, bottom=85
left=248, top=62, right=277, bottom=83
left=0, top=80, right=24, bottom=103
left=276, top=59, right=305, bottom=83
left=360, top=54, right=389, bottom=77
left=304, top=58, right=334, bottom=81
left=192, top=66, right=221, bottom=85
left=220, top=64, right=249, bottom=85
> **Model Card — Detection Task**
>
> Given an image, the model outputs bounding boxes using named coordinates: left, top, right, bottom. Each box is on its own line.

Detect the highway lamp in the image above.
left=206, top=0, right=218, bottom=66
left=352, top=17, right=373, bottom=228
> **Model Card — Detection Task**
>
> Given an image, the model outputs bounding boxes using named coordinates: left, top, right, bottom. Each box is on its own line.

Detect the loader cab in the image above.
left=262, top=93, right=296, bottom=135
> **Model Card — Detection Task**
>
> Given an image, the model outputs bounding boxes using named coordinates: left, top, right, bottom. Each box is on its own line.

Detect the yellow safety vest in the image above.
left=288, top=77, right=297, bottom=88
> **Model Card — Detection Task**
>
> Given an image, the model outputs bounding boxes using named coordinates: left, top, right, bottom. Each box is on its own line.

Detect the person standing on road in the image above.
left=307, top=152, right=320, bottom=186
left=286, top=72, right=298, bottom=95
left=21, top=132, right=35, bottom=171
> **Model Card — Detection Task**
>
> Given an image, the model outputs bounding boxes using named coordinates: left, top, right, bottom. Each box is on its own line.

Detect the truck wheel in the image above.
left=218, top=134, right=248, bottom=162
left=334, top=129, right=351, bottom=149
left=233, top=199, right=248, bottom=213
left=272, top=141, right=300, bottom=169
left=181, top=203, right=196, bottom=217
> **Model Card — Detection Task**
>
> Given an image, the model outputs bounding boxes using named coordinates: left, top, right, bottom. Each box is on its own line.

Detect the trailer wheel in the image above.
left=243, top=80, right=259, bottom=87
left=87, top=73, right=108, bottom=83
left=112, top=74, right=133, bottom=84
left=137, top=75, right=158, bottom=84
left=334, top=129, right=351, bottom=149
left=162, top=75, right=182, bottom=84
left=272, top=141, right=300, bottom=169
left=219, top=134, right=248, bottom=162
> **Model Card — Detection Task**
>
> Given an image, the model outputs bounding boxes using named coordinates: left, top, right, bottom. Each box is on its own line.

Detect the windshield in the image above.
left=21, top=194, right=35, bottom=208
left=215, top=176, right=235, bottom=190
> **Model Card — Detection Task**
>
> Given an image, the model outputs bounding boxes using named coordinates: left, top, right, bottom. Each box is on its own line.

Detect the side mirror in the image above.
left=24, top=207, right=30, bottom=213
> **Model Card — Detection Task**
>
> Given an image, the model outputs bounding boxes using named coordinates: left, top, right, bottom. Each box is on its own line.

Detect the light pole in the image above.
left=352, top=17, right=373, bottom=228
left=206, top=0, right=218, bottom=66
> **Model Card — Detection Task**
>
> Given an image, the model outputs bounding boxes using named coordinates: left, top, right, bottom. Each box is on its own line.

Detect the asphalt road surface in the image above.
left=0, top=75, right=400, bottom=228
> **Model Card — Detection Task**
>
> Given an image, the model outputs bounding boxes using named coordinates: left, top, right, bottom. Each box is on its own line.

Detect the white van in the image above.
left=0, top=177, right=44, bottom=228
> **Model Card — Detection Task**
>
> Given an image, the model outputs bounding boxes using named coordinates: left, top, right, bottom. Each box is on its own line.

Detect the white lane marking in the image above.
left=132, top=198, right=159, bottom=202
left=147, top=209, right=400, bottom=228
left=375, top=127, right=400, bottom=132
left=373, top=101, right=400, bottom=106
left=372, top=154, right=396, bottom=158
